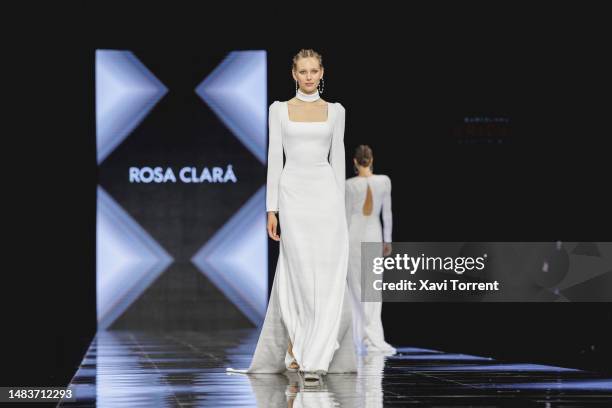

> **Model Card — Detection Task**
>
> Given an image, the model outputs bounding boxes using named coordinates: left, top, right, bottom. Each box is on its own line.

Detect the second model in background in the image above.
left=345, top=144, right=396, bottom=355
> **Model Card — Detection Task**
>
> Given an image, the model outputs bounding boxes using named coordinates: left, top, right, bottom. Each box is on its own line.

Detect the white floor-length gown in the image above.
left=229, top=100, right=357, bottom=375
left=345, top=174, right=396, bottom=354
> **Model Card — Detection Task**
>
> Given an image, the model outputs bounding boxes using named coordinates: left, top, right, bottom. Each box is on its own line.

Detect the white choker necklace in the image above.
left=296, top=88, right=320, bottom=102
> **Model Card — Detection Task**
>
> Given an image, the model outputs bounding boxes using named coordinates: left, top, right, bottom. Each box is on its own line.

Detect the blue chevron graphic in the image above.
left=96, top=186, right=173, bottom=329
left=96, top=50, right=168, bottom=164
left=195, top=51, right=267, bottom=164
left=191, top=186, right=268, bottom=325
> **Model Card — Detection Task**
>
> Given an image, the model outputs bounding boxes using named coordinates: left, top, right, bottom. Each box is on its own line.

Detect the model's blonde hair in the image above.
left=292, top=49, right=324, bottom=71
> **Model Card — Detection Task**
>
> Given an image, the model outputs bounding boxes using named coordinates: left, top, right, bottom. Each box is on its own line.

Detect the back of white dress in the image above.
left=345, top=174, right=396, bottom=354
left=345, top=175, right=392, bottom=243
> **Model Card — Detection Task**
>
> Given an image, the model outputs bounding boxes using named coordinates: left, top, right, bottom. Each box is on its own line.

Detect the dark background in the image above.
left=5, top=7, right=611, bottom=390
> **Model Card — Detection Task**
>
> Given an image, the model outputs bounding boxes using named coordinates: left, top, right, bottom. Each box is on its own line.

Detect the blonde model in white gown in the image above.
left=228, top=97, right=357, bottom=376
left=345, top=174, right=397, bottom=354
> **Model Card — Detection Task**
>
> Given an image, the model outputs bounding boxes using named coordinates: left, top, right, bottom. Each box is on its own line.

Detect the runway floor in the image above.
left=58, top=329, right=612, bottom=407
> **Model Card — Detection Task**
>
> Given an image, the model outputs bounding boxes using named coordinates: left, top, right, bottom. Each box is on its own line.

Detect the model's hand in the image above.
left=383, top=242, right=392, bottom=256
left=267, top=212, right=280, bottom=241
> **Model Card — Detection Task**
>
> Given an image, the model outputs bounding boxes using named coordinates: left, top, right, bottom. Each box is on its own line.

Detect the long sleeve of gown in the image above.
left=329, top=103, right=346, bottom=199
left=344, top=182, right=352, bottom=230
left=266, top=101, right=282, bottom=212
left=382, top=176, right=393, bottom=242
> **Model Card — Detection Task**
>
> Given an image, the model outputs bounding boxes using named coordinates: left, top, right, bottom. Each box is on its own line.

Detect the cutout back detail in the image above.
left=362, top=183, right=373, bottom=216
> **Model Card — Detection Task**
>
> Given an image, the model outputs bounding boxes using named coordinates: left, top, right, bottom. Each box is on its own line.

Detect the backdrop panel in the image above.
left=95, top=49, right=268, bottom=330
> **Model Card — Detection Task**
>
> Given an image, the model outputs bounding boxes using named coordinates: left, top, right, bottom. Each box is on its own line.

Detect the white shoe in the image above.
left=287, top=358, right=299, bottom=372
left=285, top=351, right=300, bottom=372
left=301, top=371, right=321, bottom=387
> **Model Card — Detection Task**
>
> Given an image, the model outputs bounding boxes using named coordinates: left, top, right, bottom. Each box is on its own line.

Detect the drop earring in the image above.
left=318, top=77, right=325, bottom=94
left=295, top=80, right=298, bottom=93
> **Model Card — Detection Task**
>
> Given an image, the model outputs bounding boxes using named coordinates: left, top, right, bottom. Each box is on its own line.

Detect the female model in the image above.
left=228, top=49, right=357, bottom=384
left=345, top=145, right=396, bottom=354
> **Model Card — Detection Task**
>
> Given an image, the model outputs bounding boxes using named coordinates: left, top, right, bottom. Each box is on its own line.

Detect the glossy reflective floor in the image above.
left=59, top=329, right=612, bottom=407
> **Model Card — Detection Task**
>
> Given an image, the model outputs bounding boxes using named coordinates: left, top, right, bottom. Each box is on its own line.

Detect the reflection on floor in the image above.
left=59, top=329, right=612, bottom=407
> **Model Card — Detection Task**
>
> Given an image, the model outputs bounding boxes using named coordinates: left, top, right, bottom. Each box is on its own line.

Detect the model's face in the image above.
left=292, top=57, right=324, bottom=94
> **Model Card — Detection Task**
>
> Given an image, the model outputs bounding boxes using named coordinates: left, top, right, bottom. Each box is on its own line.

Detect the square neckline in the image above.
left=285, top=101, right=330, bottom=123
